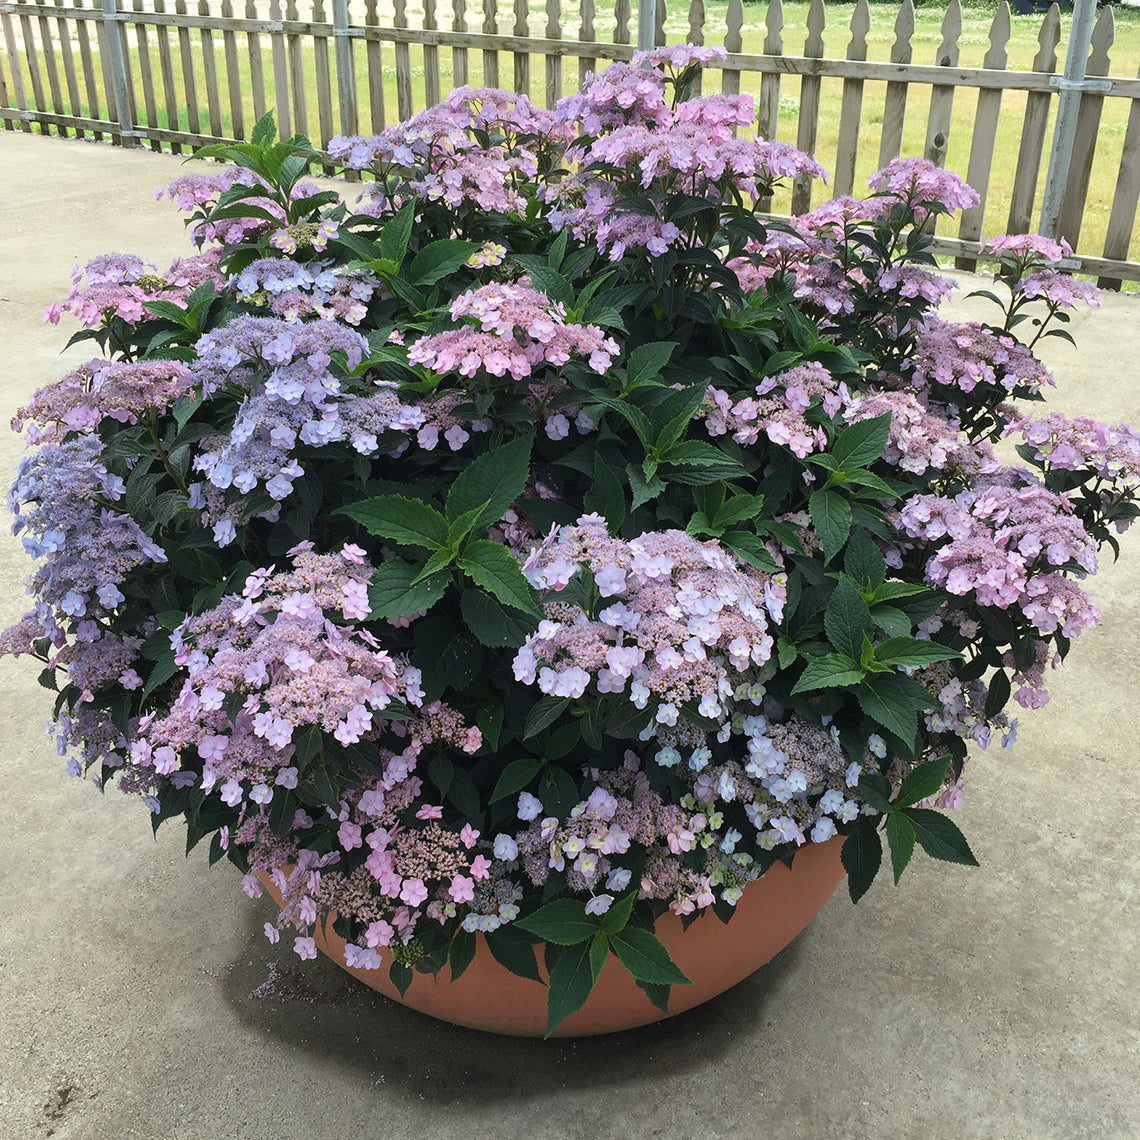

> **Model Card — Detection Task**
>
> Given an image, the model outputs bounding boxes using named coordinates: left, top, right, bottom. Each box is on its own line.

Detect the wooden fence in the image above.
left=3, top=0, right=1140, bottom=285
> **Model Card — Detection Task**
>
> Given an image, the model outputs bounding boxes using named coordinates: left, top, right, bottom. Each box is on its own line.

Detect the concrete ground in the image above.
left=0, top=130, right=1137, bottom=1140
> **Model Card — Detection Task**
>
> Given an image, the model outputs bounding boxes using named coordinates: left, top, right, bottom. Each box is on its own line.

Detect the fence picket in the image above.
left=285, top=0, right=309, bottom=138
left=483, top=0, right=499, bottom=89
left=364, top=0, right=385, bottom=129
left=721, top=0, right=742, bottom=99
left=545, top=0, right=561, bottom=109
left=244, top=0, right=266, bottom=124
left=834, top=0, right=869, bottom=197
left=452, top=0, right=468, bottom=89
left=393, top=0, right=413, bottom=121
left=220, top=0, right=244, bottom=139
left=19, top=5, right=47, bottom=130
left=1100, top=58, right=1140, bottom=287
left=152, top=0, right=180, bottom=149
left=791, top=0, right=826, bottom=215
left=1057, top=5, right=1114, bottom=248
left=34, top=0, right=67, bottom=136
left=956, top=1, right=1010, bottom=269
left=132, top=0, right=161, bottom=149
left=655, top=0, right=665, bottom=46
left=268, top=0, right=291, bottom=137
left=614, top=0, right=630, bottom=47
left=54, top=0, right=85, bottom=138
left=686, top=0, right=703, bottom=96
left=76, top=0, right=104, bottom=138
left=878, top=0, right=914, bottom=167
left=424, top=0, right=441, bottom=106
left=579, top=0, right=595, bottom=88
left=175, top=0, right=201, bottom=138
left=0, top=36, right=10, bottom=132
left=1007, top=4, right=1060, bottom=235
left=513, top=0, right=529, bottom=98
left=333, top=0, right=357, bottom=139
left=312, top=0, right=335, bottom=145
left=924, top=0, right=961, bottom=169
left=757, top=0, right=782, bottom=139
left=1, top=2, right=31, bottom=132
left=199, top=0, right=224, bottom=138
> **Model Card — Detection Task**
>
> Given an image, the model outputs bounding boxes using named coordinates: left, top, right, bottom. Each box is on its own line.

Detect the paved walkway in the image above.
left=1, top=130, right=1138, bottom=1140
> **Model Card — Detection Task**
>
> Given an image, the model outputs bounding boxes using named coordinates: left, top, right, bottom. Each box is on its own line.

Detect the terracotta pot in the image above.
left=262, top=835, right=846, bottom=1037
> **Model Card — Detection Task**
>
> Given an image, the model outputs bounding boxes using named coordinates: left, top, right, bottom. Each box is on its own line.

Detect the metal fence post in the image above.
left=100, top=0, right=137, bottom=147
left=1038, top=0, right=1101, bottom=238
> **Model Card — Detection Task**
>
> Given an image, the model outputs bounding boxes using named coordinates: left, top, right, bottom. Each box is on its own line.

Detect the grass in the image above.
left=5, top=0, right=1140, bottom=273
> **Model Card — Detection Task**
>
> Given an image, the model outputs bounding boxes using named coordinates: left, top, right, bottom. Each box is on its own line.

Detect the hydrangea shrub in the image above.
left=7, top=46, right=1139, bottom=1034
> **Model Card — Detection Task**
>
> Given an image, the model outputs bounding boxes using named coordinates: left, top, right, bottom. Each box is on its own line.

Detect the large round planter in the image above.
left=263, top=835, right=846, bottom=1037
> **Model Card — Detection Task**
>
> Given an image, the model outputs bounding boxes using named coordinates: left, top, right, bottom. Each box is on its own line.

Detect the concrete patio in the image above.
left=0, top=130, right=1137, bottom=1140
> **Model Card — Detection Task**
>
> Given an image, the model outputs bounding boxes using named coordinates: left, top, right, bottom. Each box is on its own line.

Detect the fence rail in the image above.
left=3, top=0, right=1140, bottom=286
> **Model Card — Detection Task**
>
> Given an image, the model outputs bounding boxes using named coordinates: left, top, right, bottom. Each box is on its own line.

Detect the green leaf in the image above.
left=609, top=927, right=691, bottom=986
left=475, top=700, right=504, bottom=751
left=460, top=589, right=536, bottom=648
left=489, top=756, right=545, bottom=803
left=624, top=341, right=678, bottom=389
left=715, top=493, right=766, bottom=527
left=538, top=765, right=580, bottom=820
left=405, top=551, right=454, bottom=591
left=722, top=531, right=781, bottom=573
left=515, top=898, right=597, bottom=945
left=844, top=528, right=886, bottom=589
left=842, top=818, right=883, bottom=903
left=857, top=772, right=894, bottom=815
left=445, top=499, right=492, bottom=547
left=870, top=605, right=910, bottom=638
left=661, top=439, right=747, bottom=481
left=582, top=454, right=626, bottom=532
left=824, top=576, right=875, bottom=658
left=592, top=394, right=656, bottom=447
left=524, top=696, right=570, bottom=740
left=458, top=540, right=541, bottom=616
left=885, top=811, right=916, bottom=885
left=389, top=961, right=414, bottom=998
left=141, top=651, right=178, bottom=702
left=895, top=755, right=950, bottom=808
left=598, top=891, right=637, bottom=936
left=808, top=488, right=852, bottom=564
left=654, top=383, right=711, bottom=450
left=446, top=435, right=533, bottom=531
left=250, top=110, right=277, bottom=146
left=376, top=201, right=415, bottom=266
left=367, top=559, right=449, bottom=620
left=790, top=653, right=864, bottom=694
left=522, top=264, right=575, bottom=307
left=338, top=495, right=448, bottom=550
left=449, top=927, right=477, bottom=982
left=985, top=669, right=1011, bottom=718
left=544, top=941, right=596, bottom=1037
left=831, top=413, right=891, bottom=470
left=484, top=927, right=543, bottom=983
left=902, top=808, right=979, bottom=867
left=857, top=673, right=933, bottom=749
left=627, top=462, right=666, bottom=510
left=589, top=933, right=609, bottom=988
left=407, top=239, right=479, bottom=286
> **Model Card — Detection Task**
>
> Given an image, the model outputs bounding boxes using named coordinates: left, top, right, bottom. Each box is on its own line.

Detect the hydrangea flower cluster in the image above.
left=408, top=280, right=618, bottom=380
left=515, top=517, right=785, bottom=726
